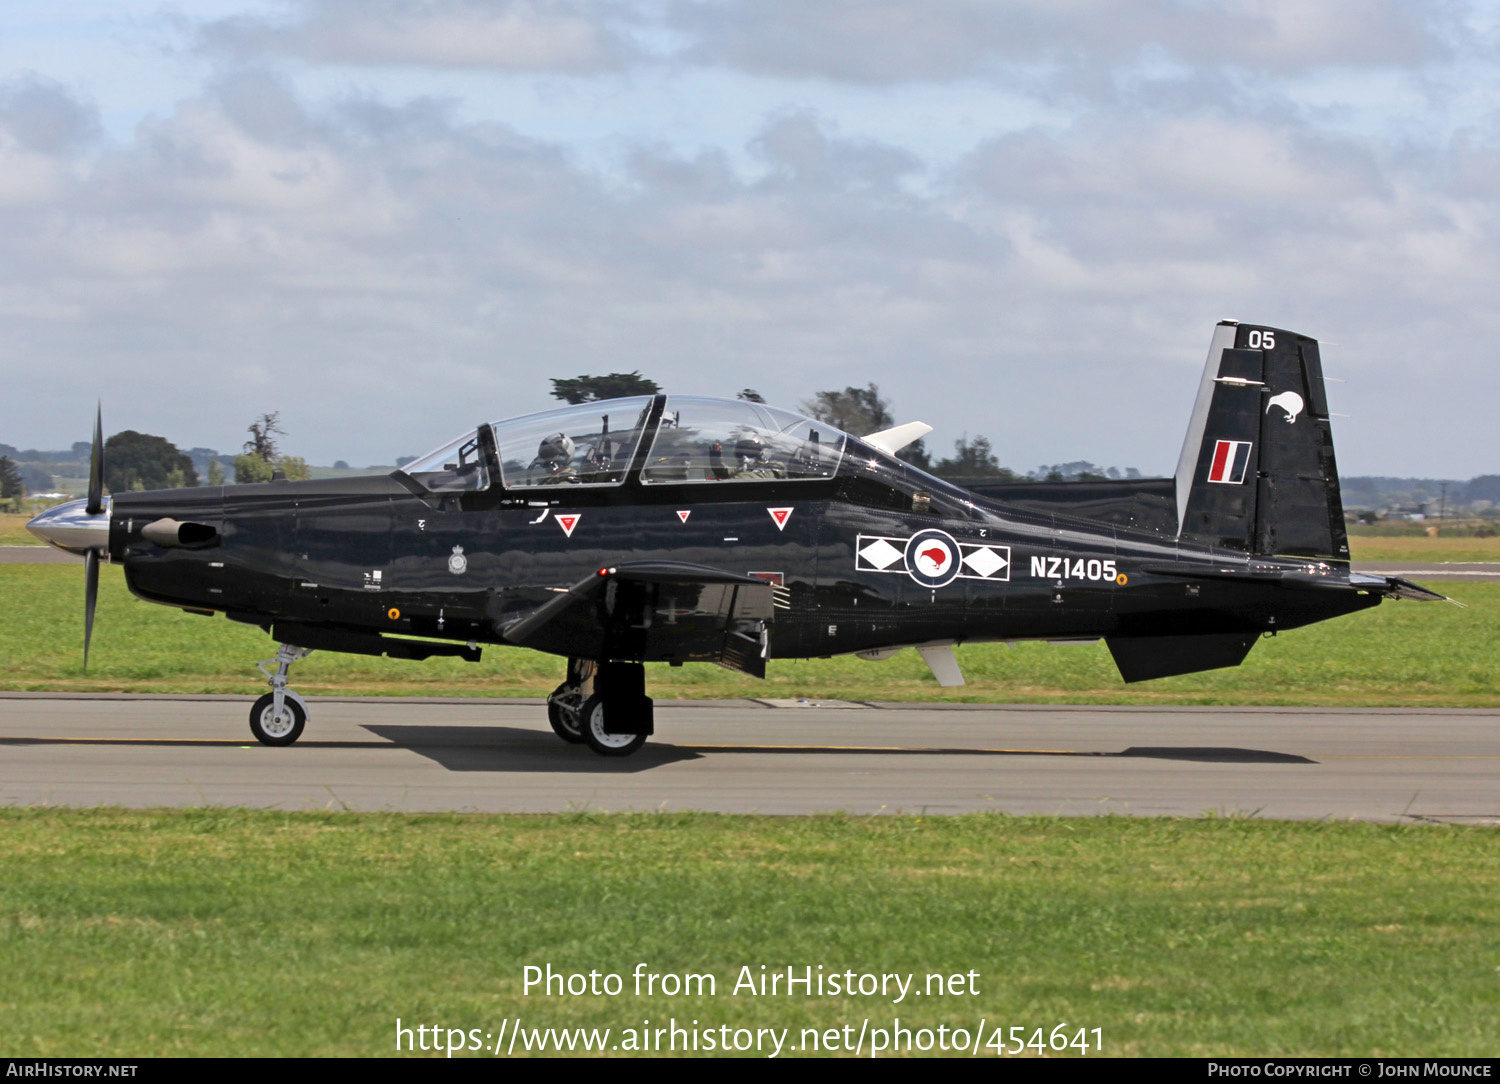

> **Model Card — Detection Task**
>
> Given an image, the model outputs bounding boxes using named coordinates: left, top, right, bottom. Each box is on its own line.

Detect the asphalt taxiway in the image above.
left=1, top=694, right=1495, bottom=822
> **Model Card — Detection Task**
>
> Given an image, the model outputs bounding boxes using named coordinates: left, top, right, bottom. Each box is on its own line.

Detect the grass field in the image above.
left=1347, top=534, right=1500, bottom=562
left=0, top=512, right=38, bottom=545
left=2, top=564, right=1494, bottom=705
left=1, top=809, right=1496, bottom=1058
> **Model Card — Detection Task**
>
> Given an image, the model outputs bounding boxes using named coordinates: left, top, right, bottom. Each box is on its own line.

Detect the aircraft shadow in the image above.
left=1115, top=746, right=1314, bottom=764
left=668, top=744, right=1314, bottom=765
left=360, top=735, right=1312, bottom=771
left=0, top=735, right=1309, bottom=769
left=361, top=724, right=703, bottom=773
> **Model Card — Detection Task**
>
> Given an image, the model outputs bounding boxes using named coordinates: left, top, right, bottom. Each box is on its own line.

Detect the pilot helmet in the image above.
left=734, top=434, right=766, bottom=464
left=538, top=432, right=575, bottom=466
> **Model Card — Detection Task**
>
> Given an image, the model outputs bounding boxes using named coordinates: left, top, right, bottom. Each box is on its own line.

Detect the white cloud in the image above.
left=199, top=0, right=644, bottom=72
left=670, top=0, right=1452, bottom=84
left=1, top=4, right=1498, bottom=478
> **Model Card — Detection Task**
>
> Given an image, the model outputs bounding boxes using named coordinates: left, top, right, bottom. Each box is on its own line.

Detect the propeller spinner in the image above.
left=26, top=405, right=109, bottom=668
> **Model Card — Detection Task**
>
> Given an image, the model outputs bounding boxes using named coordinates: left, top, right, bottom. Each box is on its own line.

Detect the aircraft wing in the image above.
left=500, top=561, right=776, bottom=677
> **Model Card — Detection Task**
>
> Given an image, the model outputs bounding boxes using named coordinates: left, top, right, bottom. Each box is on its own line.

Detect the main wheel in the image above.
left=249, top=692, right=306, bottom=746
left=547, top=682, right=585, bottom=744
left=579, top=695, right=648, bottom=757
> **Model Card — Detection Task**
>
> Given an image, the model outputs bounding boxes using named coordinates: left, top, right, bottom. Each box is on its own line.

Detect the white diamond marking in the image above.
left=859, top=538, right=903, bottom=570
left=961, top=546, right=1008, bottom=578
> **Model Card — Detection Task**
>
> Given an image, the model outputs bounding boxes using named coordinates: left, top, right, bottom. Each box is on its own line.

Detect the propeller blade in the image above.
left=84, top=548, right=99, bottom=672
left=86, top=404, right=104, bottom=516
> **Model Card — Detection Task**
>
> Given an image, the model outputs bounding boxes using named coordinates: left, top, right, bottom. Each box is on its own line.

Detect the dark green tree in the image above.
left=243, top=413, right=283, bottom=461
left=233, top=455, right=273, bottom=484
left=550, top=372, right=660, bottom=404
left=802, top=382, right=930, bottom=467
left=103, top=431, right=199, bottom=492
left=236, top=412, right=310, bottom=483
left=1031, top=460, right=1115, bottom=482
left=801, top=383, right=893, bottom=436
left=0, top=456, right=23, bottom=504
left=931, top=434, right=1020, bottom=483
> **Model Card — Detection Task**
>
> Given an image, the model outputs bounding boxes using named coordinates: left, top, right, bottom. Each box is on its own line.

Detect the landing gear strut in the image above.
left=547, top=659, right=653, bottom=757
left=250, top=643, right=312, bottom=746
left=546, top=659, right=592, bottom=744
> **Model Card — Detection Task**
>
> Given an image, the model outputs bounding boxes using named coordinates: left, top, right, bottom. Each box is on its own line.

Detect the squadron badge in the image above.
left=448, top=545, right=468, bottom=575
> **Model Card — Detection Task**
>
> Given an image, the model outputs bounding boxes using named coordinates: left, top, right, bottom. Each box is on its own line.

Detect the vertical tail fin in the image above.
left=1175, top=322, right=1349, bottom=560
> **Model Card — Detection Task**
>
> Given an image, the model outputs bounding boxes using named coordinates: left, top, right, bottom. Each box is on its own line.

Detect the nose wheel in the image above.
left=250, top=692, right=306, bottom=745
left=250, top=643, right=312, bottom=746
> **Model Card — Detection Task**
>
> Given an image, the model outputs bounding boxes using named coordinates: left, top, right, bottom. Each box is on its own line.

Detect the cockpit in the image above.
left=399, top=396, right=850, bottom=493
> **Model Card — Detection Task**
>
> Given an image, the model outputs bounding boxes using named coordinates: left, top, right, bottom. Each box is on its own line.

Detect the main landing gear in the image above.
left=249, top=643, right=312, bottom=746
left=546, top=658, right=654, bottom=757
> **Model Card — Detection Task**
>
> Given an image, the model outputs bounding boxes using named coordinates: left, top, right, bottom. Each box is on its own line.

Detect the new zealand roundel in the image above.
left=903, top=528, right=961, bottom=589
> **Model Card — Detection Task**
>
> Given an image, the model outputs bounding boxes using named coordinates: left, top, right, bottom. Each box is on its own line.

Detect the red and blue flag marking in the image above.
left=1208, top=440, right=1252, bottom=484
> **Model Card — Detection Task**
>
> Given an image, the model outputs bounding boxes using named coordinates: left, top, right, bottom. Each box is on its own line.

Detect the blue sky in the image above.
left=2, top=1, right=1499, bottom=476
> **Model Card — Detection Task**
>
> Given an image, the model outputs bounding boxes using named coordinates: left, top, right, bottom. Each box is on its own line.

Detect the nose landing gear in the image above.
left=546, top=658, right=592, bottom=744
left=249, top=643, right=312, bottom=746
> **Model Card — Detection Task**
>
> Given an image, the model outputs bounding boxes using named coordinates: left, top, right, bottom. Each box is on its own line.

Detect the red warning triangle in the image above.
left=676, top=510, right=691, bottom=523
left=557, top=513, right=581, bottom=538
left=767, top=507, right=792, bottom=531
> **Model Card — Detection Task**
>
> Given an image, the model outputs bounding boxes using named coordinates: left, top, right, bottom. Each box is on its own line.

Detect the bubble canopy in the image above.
left=398, top=396, right=849, bottom=492
left=642, top=397, right=845, bottom=484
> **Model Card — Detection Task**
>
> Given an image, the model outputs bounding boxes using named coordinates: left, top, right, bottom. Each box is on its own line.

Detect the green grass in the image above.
left=1345, top=535, right=1500, bottom=562
left=0, top=512, right=39, bottom=545
left=1, top=565, right=1495, bottom=705
left=0, top=809, right=1496, bottom=1057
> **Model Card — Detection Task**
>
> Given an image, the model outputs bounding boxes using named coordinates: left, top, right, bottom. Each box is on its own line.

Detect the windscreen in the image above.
left=401, top=429, right=490, bottom=493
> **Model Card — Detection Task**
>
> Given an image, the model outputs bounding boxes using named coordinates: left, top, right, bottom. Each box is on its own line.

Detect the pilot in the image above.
left=527, top=432, right=579, bottom=484
left=709, top=434, right=787, bottom=480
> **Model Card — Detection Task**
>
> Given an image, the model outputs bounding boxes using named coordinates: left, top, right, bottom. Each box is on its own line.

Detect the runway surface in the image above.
left=2, top=694, right=1495, bottom=822
left=1, top=546, right=87, bottom=563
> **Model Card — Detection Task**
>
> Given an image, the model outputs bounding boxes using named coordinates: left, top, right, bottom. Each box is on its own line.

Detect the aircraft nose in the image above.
left=27, top=497, right=111, bottom=555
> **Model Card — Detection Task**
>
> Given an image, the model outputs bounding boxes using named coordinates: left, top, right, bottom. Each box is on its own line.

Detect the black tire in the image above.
left=249, top=692, right=306, bottom=746
left=547, top=683, right=585, bottom=744
left=579, top=695, right=648, bottom=757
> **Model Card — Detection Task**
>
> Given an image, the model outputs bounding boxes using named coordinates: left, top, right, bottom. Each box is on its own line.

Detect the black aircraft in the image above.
left=29, top=321, right=1443, bottom=756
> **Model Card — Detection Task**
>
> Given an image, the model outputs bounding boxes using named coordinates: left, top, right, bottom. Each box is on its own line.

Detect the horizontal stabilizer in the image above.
left=1106, top=632, right=1257, bottom=683
left=1348, top=573, right=1451, bottom=602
